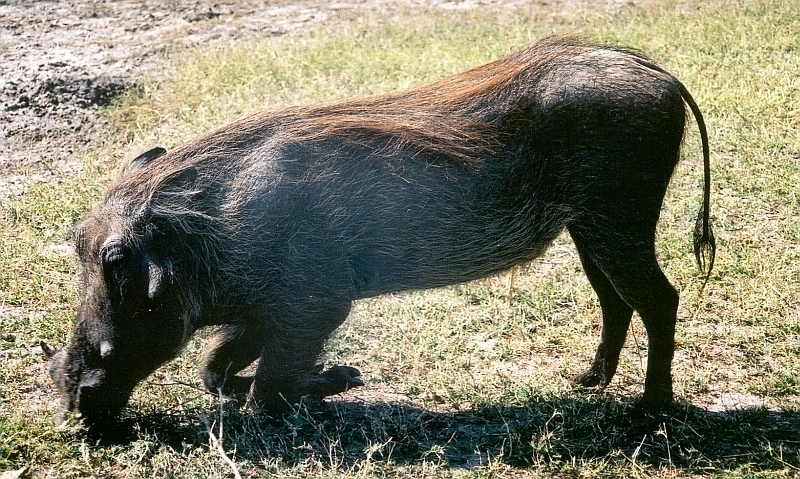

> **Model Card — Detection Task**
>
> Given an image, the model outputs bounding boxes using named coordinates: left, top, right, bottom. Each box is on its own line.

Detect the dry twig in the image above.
left=201, top=391, right=242, bottom=479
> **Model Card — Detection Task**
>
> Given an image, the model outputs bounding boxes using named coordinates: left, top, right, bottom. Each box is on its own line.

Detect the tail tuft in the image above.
left=677, top=76, right=715, bottom=290
left=694, top=206, right=716, bottom=287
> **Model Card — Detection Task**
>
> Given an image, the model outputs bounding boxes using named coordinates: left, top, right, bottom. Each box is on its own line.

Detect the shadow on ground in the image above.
left=92, top=393, right=800, bottom=473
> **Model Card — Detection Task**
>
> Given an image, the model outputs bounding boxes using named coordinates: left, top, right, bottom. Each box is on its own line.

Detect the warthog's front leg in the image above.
left=248, top=301, right=362, bottom=413
left=201, top=323, right=265, bottom=397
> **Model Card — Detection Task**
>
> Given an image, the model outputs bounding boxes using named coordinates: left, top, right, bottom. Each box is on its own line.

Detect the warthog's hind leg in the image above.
left=569, top=230, right=634, bottom=390
left=567, top=215, right=679, bottom=411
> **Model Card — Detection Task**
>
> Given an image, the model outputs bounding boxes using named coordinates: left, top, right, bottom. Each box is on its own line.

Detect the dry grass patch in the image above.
left=1, top=0, right=799, bottom=477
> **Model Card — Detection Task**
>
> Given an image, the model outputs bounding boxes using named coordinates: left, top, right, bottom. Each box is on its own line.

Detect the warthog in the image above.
left=43, top=36, right=715, bottom=429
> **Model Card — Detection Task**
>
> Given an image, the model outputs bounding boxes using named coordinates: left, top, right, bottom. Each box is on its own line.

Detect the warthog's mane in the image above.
left=140, top=35, right=659, bottom=176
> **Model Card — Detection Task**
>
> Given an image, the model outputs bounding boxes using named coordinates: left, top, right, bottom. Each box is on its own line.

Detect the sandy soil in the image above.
left=0, top=0, right=483, bottom=174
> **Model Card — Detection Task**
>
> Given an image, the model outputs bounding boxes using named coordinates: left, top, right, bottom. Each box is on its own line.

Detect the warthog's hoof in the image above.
left=634, top=393, right=673, bottom=414
left=572, top=368, right=605, bottom=389
left=311, top=365, right=364, bottom=397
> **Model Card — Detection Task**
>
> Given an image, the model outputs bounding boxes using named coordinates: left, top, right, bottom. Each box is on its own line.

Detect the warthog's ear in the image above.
left=123, top=146, right=167, bottom=174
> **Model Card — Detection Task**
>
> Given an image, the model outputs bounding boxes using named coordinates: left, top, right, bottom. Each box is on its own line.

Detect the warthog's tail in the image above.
left=631, top=55, right=716, bottom=285
left=679, top=84, right=716, bottom=285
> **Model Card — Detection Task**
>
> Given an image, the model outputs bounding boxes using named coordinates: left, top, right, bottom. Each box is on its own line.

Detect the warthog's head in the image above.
left=43, top=147, right=203, bottom=429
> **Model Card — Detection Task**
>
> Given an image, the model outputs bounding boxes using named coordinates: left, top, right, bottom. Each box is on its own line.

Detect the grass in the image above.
left=2, top=0, right=799, bottom=476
